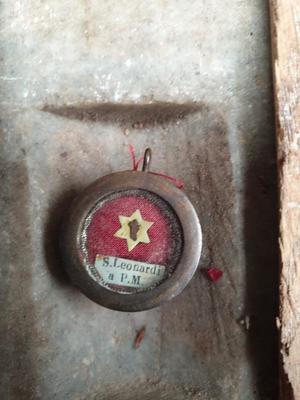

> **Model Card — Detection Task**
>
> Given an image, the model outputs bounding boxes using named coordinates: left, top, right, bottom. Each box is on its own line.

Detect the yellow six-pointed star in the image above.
left=114, top=209, right=153, bottom=252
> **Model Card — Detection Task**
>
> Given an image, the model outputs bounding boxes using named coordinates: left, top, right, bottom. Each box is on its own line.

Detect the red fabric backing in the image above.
left=86, top=195, right=171, bottom=265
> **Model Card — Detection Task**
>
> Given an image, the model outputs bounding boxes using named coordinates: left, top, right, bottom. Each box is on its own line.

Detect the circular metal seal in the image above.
left=60, top=161, right=202, bottom=312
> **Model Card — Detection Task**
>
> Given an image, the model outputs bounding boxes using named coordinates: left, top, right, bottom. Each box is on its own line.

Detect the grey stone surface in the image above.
left=0, top=1, right=277, bottom=399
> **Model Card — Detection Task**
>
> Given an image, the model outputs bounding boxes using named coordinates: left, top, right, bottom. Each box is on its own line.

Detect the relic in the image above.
left=60, top=148, right=202, bottom=311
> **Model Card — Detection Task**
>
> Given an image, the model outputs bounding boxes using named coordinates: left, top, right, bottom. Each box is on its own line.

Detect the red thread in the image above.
left=128, top=145, right=184, bottom=189
left=149, top=172, right=184, bottom=189
left=129, top=144, right=144, bottom=171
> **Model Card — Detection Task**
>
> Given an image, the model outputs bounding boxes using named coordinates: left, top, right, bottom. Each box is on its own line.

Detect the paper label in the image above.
left=95, top=255, right=166, bottom=289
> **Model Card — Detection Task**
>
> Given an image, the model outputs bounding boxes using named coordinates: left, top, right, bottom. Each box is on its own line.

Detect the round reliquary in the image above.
left=60, top=149, right=202, bottom=311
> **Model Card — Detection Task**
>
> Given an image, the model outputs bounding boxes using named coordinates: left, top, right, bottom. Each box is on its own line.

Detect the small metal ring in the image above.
left=142, top=148, right=152, bottom=172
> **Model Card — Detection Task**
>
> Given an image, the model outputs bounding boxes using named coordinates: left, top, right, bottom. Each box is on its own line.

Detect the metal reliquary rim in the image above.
left=60, top=150, right=202, bottom=312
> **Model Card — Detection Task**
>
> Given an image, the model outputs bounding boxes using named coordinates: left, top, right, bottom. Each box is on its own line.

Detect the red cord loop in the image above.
left=129, top=144, right=144, bottom=171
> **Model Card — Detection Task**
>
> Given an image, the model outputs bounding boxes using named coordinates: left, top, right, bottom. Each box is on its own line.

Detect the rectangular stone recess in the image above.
left=0, top=1, right=277, bottom=399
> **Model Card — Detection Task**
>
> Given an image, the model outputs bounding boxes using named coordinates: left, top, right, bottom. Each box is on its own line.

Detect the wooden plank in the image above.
left=270, top=0, right=300, bottom=398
